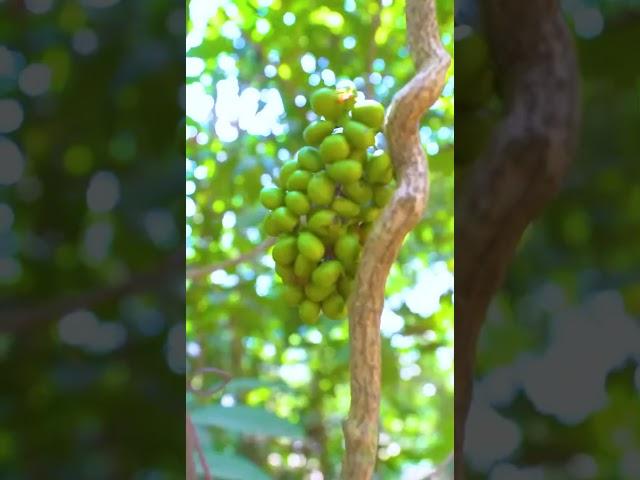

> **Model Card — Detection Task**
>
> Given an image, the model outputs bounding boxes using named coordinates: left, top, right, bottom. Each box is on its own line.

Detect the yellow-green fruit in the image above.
left=303, top=120, right=335, bottom=145
left=272, top=235, right=297, bottom=265
left=287, top=170, right=311, bottom=191
left=305, top=282, right=335, bottom=302
left=322, top=293, right=347, bottom=319
left=335, top=234, right=360, bottom=272
left=282, top=285, right=304, bottom=306
left=331, top=197, right=360, bottom=218
left=327, top=160, right=363, bottom=184
left=278, top=160, right=298, bottom=188
left=363, top=206, right=381, bottom=223
left=297, top=146, right=323, bottom=172
left=299, top=299, right=321, bottom=322
left=297, top=231, right=325, bottom=262
left=311, top=260, right=343, bottom=286
left=338, top=276, right=354, bottom=299
left=351, top=100, right=385, bottom=130
left=307, top=172, right=336, bottom=206
left=373, top=184, right=394, bottom=207
left=351, top=149, right=368, bottom=163
left=271, top=206, right=298, bottom=232
left=319, top=134, right=350, bottom=163
left=259, top=186, right=284, bottom=210
left=294, top=254, right=316, bottom=281
left=262, top=212, right=280, bottom=236
left=307, top=209, right=340, bottom=237
left=344, top=120, right=375, bottom=150
left=366, top=151, right=393, bottom=184
left=276, top=264, right=297, bottom=284
left=285, top=191, right=310, bottom=215
left=310, top=88, right=342, bottom=121
left=343, top=180, right=373, bottom=204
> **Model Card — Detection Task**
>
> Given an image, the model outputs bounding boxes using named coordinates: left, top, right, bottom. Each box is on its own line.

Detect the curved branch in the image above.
left=455, top=0, right=580, bottom=476
left=340, top=1, right=450, bottom=478
left=186, top=238, right=275, bottom=281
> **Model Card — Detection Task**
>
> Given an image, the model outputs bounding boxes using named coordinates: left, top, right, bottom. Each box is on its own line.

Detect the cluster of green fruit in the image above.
left=259, top=86, right=395, bottom=323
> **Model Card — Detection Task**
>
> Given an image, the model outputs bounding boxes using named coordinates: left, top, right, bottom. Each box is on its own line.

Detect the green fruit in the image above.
left=272, top=236, right=297, bottom=265
left=287, top=170, right=312, bottom=191
left=327, top=160, right=363, bottom=184
left=285, top=191, right=310, bottom=215
left=338, top=276, right=354, bottom=299
left=331, top=197, right=360, bottom=218
left=319, top=134, right=350, bottom=163
left=262, top=212, right=281, bottom=236
left=278, top=160, right=298, bottom=188
left=373, top=184, right=394, bottom=207
left=271, top=206, right=298, bottom=232
left=259, top=186, right=284, bottom=210
left=303, top=120, right=335, bottom=145
left=322, top=293, right=347, bottom=319
left=363, top=206, right=381, bottom=223
left=366, top=151, right=393, bottom=184
left=310, top=88, right=342, bottom=121
left=305, top=282, right=335, bottom=302
left=351, top=149, right=368, bottom=163
left=307, top=209, right=340, bottom=237
left=307, top=172, right=336, bottom=206
left=344, top=120, right=375, bottom=150
left=297, top=231, right=325, bottom=262
left=294, top=254, right=316, bottom=281
left=335, top=234, right=360, bottom=271
left=311, top=260, right=343, bottom=286
left=282, top=285, right=304, bottom=306
left=299, top=299, right=321, bottom=322
left=276, top=264, right=297, bottom=284
left=297, top=146, right=323, bottom=172
left=351, top=100, right=385, bottom=130
left=343, top=180, right=373, bottom=204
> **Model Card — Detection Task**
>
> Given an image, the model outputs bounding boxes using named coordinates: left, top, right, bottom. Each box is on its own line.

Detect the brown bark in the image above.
left=455, top=1, right=580, bottom=477
left=340, top=1, right=450, bottom=478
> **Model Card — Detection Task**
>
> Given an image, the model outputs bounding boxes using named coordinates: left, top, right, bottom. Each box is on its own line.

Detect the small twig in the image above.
left=364, top=0, right=383, bottom=98
left=187, top=367, right=232, bottom=397
left=186, top=238, right=275, bottom=281
left=187, top=413, right=212, bottom=480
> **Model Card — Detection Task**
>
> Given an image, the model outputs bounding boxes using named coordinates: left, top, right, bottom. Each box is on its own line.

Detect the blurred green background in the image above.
left=186, top=0, right=454, bottom=478
left=0, top=1, right=184, bottom=478
left=457, top=1, right=640, bottom=478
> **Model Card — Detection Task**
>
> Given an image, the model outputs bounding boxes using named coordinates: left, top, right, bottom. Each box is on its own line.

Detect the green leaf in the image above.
left=224, top=377, right=294, bottom=394
left=191, top=405, right=305, bottom=439
left=197, top=451, right=271, bottom=480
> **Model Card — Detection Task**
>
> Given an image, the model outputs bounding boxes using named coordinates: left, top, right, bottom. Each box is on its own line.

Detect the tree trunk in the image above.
left=340, top=1, right=450, bottom=478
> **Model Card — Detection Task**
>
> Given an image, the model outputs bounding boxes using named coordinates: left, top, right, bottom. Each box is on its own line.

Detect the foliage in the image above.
left=0, top=1, right=184, bottom=478
left=186, top=0, right=454, bottom=478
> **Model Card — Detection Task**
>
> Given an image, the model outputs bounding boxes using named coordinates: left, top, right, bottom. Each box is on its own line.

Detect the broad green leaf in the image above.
left=191, top=405, right=305, bottom=439
left=196, top=451, right=271, bottom=480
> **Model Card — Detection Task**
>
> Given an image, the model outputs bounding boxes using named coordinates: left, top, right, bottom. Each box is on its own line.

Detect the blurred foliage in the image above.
left=186, top=0, right=454, bottom=478
left=457, top=2, right=640, bottom=478
left=0, top=1, right=184, bottom=479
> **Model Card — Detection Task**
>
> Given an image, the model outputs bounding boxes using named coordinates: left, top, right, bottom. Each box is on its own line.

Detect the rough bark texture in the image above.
left=455, top=1, right=580, bottom=478
left=340, top=1, right=450, bottom=478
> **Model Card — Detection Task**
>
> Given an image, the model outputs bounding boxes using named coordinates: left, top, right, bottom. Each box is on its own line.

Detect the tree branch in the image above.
left=340, top=1, right=450, bottom=478
left=0, top=252, right=183, bottom=334
left=455, top=0, right=580, bottom=476
left=186, top=238, right=275, bottom=281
